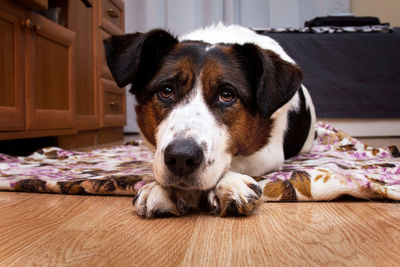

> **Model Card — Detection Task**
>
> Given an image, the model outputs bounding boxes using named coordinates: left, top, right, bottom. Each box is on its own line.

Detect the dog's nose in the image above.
left=164, top=138, right=204, bottom=176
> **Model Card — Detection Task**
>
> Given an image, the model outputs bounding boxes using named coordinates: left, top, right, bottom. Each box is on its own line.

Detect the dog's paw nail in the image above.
left=207, top=190, right=219, bottom=213
left=211, top=200, right=219, bottom=209
left=247, top=183, right=262, bottom=197
left=132, top=192, right=141, bottom=206
left=177, top=198, right=186, bottom=213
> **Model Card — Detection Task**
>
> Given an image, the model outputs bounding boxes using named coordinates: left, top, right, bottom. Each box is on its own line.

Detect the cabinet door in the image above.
left=68, top=0, right=100, bottom=130
left=0, top=4, right=25, bottom=131
left=26, top=12, right=75, bottom=130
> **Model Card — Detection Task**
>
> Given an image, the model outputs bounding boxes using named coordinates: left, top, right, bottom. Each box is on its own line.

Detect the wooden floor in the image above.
left=0, top=192, right=399, bottom=266
left=1, top=137, right=399, bottom=266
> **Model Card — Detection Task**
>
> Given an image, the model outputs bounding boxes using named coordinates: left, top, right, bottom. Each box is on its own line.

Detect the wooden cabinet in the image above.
left=25, top=12, right=75, bottom=130
left=0, top=0, right=126, bottom=147
left=0, top=3, right=26, bottom=131
left=96, top=0, right=126, bottom=128
left=60, top=0, right=126, bottom=148
left=0, top=1, right=74, bottom=133
left=67, top=0, right=126, bottom=130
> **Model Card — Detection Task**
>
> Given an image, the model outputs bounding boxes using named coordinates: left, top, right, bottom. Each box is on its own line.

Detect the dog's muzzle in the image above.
left=164, top=138, right=204, bottom=178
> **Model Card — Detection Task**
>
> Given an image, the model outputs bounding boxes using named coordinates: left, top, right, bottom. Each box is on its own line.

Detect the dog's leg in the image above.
left=208, top=171, right=262, bottom=216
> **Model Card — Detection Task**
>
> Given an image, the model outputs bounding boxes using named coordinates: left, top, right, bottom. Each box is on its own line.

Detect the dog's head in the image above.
left=104, top=29, right=302, bottom=190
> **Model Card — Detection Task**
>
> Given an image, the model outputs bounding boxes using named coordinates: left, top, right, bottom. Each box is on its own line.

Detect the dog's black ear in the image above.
left=232, top=43, right=302, bottom=118
left=103, top=29, right=178, bottom=91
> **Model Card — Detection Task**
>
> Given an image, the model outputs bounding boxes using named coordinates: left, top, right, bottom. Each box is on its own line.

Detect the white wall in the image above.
left=123, top=0, right=350, bottom=133
left=126, top=0, right=350, bottom=34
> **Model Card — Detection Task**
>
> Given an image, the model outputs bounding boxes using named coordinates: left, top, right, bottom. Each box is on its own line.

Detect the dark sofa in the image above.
left=260, top=28, right=400, bottom=119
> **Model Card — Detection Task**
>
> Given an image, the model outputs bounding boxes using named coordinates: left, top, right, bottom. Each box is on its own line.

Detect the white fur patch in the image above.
left=300, top=85, right=316, bottom=153
left=153, top=79, right=232, bottom=190
left=205, top=44, right=217, bottom=51
left=180, top=23, right=296, bottom=64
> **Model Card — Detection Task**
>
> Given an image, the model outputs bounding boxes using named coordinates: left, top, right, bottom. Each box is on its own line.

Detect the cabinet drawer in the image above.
left=100, top=78, right=126, bottom=127
left=104, top=91, right=123, bottom=115
left=100, top=0, right=124, bottom=33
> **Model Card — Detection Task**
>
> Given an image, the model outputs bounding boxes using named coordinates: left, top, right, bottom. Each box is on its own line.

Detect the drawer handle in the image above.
left=20, top=19, right=41, bottom=33
left=109, top=101, right=119, bottom=108
left=20, top=18, right=33, bottom=30
left=106, top=9, right=119, bottom=18
left=34, top=24, right=42, bottom=33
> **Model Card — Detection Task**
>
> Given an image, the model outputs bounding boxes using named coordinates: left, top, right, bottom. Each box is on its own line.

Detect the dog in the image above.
left=104, top=24, right=316, bottom=217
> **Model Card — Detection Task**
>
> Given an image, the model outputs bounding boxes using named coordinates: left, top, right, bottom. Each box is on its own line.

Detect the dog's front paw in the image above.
left=133, top=182, right=180, bottom=218
left=209, top=172, right=262, bottom=216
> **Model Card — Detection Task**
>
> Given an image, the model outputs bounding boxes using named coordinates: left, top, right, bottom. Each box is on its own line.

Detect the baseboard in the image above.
left=319, top=118, right=400, bottom=137
left=57, top=127, right=124, bottom=149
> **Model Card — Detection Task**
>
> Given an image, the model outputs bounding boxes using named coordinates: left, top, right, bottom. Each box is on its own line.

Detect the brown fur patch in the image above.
left=135, top=97, right=166, bottom=146
left=226, top=108, right=273, bottom=156
left=200, top=57, right=226, bottom=96
left=135, top=44, right=199, bottom=146
left=201, top=54, right=273, bottom=157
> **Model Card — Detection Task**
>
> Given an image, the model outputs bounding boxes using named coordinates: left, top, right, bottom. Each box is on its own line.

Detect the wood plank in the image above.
left=0, top=128, right=77, bottom=141
left=0, top=192, right=399, bottom=266
left=0, top=4, right=26, bottom=131
left=97, top=126, right=123, bottom=144
left=33, top=29, right=70, bottom=110
left=56, top=127, right=124, bottom=149
left=57, top=129, right=98, bottom=149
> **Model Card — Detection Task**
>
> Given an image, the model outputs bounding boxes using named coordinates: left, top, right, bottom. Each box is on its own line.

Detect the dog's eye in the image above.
left=159, top=86, right=174, bottom=99
left=219, top=89, right=236, bottom=103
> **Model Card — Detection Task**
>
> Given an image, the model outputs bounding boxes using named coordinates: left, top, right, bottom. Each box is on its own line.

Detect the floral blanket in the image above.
left=0, top=122, right=399, bottom=201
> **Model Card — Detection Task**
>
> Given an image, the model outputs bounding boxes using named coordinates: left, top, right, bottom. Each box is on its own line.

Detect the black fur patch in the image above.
left=283, top=88, right=312, bottom=159
left=231, top=44, right=303, bottom=118
left=103, top=29, right=178, bottom=89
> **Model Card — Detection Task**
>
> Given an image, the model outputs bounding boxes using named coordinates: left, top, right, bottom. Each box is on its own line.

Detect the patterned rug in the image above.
left=1, top=122, right=399, bottom=201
